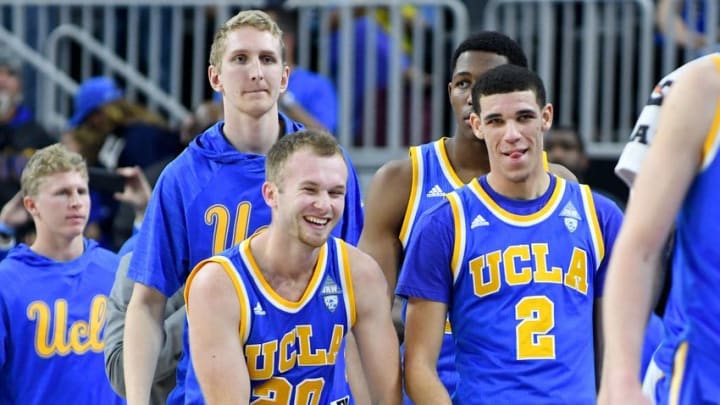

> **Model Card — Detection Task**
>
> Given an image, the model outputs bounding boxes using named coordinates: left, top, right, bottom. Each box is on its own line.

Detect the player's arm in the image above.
left=404, top=298, right=451, bottom=405
left=106, top=252, right=185, bottom=397
left=122, top=162, right=192, bottom=404
left=548, top=162, right=578, bottom=182
left=599, top=59, right=717, bottom=404
left=357, top=159, right=413, bottom=298
left=348, top=247, right=402, bottom=404
left=124, top=282, right=168, bottom=404
left=397, top=204, right=454, bottom=404
left=186, top=262, right=250, bottom=404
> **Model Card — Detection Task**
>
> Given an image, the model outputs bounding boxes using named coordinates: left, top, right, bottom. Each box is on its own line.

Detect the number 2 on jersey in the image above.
left=515, top=296, right=556, bottom=360
left=206, top=202, right=252, bottom=255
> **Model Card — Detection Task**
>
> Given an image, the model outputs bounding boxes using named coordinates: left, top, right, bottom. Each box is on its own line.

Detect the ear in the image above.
left=541, top=103, right=554, bottom=132
left=23, top=195, right=39, bottom=218
left=208, top=65, right=222, bottom=93
left=469, top=112, right=484, bottom=140
left=280, top=64, right=290, bottom=93
left=261, top=181, right=278, bottom=209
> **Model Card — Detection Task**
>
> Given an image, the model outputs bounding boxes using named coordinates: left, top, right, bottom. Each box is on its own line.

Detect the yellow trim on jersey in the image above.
left=701, top=95, right=720, bottom=170
left=185, top=254, right=252, bottom=344
left=435, top=138, right=464, bottom=188
left=580, top=185, right=606, bottom=267
left=668, top=341, right=689, bottom=405
left=468, top=176, right=566, bottom=226
left=242, top=237, right=328, bottom=312
left=399, top=146, right=423, bottom=248
left=702, top=55, right=720, bottom=170
left=542, top=151, right=549, bottom=171
left=446, top=191, right=466, bottom=283
left=336, top=239, right=357, bottom=328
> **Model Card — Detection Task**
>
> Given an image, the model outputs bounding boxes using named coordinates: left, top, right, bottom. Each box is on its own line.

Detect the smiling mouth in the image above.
left=304, top=216, right=330, bottom=226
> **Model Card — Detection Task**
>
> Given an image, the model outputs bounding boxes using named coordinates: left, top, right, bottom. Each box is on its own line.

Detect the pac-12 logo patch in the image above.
left=559, top=201, right=582, bottom=233
left=321, top=276, right=342, bottom=312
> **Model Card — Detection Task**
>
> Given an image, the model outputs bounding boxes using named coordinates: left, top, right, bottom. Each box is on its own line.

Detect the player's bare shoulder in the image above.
left=548, top=162, right=577, bottom=182
left=363, top=157, right=414, bottom=227
left=368, top=157, right=413, bottom=200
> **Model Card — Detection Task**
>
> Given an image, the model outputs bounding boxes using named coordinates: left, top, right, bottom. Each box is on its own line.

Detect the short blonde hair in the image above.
left=21, top=143, right=88, bottom=197
left=266, top=129, right=345, bottom=185
left=209, top=9, right=285, bottom=71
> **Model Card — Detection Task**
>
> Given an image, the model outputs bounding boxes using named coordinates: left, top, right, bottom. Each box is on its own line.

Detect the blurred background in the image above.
left=0, top=0, right=715, bottom=204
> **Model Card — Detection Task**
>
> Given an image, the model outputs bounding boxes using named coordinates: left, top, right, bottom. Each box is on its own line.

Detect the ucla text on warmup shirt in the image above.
left=0, top=241, right=124, bottom=405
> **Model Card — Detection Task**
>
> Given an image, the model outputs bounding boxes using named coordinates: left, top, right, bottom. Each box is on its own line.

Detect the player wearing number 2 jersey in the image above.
left=397, top=65, right=622, bottom=404
left=123, top=10, right=363, bottom=405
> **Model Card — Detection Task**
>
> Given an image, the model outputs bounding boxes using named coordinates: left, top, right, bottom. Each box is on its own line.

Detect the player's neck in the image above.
left=445, top=135, right=491, bottom=182
left=222, top=108, right=281, bottom=155
left=250, top=229, right=321, bottom=302
left=486, top=169, right=550, bottom=200
left=251, top=227, right=320, bottom=278
left=30, top=232, right=85, bottom=262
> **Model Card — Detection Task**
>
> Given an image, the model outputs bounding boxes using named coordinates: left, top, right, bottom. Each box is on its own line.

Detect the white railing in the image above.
left=483, top=0, right=656, bottom=158
left=0, top=0, right=469, bottom=180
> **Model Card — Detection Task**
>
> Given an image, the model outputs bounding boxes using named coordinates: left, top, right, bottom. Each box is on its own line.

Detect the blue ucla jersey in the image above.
left=127, top=115, right=363, bottom=403
left=185, top=236, right=355, bottom=404
left=399, top=139, right=464, bottom=400
left=0, top=241, right=124, bottom=405
left=400, top=138, right=465, bottom=246
left=615, top=56, right=720, bottom=402
left=660, top=93, right=720, bottom=403
left=398, top=139, right=553, bottom=403
left=397, top=175, right=623, bottom=404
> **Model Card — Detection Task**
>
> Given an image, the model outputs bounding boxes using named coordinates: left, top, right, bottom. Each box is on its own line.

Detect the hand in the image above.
left=598, top=376, right=651, bottom=405
left=113, top=166, right=152, bottom=221
left=0, top=191, right=30, bottom=228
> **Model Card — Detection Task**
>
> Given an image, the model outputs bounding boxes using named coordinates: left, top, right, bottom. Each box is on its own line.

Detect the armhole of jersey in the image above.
left=701, top=102, right=720, bottom=170
left=542, top=150, right=549, bottom=171
left=185, top=256, right=252, bottom=344
left=399, top=146, right=423, bottom=248
left=579, top=185, right=605, bottom=270
left=446, top=192, right=466, bottom=284
left=336, top=239, right=357, bottom=329
left=700, top=55, right=720, bottom=170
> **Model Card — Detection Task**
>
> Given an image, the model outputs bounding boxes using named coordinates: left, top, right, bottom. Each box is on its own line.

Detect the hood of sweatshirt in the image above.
left=187, top=112, right=305, bottom=164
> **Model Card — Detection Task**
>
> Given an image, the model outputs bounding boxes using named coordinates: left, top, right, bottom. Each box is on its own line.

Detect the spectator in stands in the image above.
left=68, top=76, right=182, bottom=249
left=68, top=76, right=181, bottom=171
left=657, top=0, right=714, bottom=53
left=544, top=125, right=589, bottom=181
left=328, top=8, right=431, bottom=145
left=0, top=47, right=54, bottom=207
left=178, top=95, right=223, bottom=147
left=268, top=7, right=339, bottom=133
